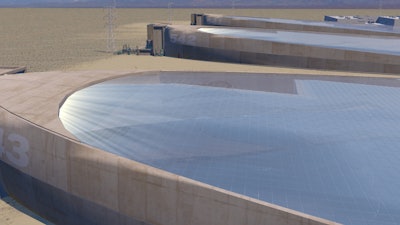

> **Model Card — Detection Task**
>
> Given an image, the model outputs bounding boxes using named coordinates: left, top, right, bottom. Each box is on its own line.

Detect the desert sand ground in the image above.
left=1, top=8, right=400, bottom=73
left=1, top=7, right=400, bottom=225
left=68, top=54, right=400, bottom=78
left=0, top=197, right=45, bottom=225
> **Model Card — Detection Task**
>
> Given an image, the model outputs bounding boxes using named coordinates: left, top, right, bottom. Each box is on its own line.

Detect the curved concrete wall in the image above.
left=201, top=14, right=400, bottom=37
left=163, top=25, right=400, bottom=74
left=0, top=71, right=340, bottom=225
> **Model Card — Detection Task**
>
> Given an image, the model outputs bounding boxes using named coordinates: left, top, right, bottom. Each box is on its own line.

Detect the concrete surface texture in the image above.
left=162, top=24, right=400, bottom=74
left=201, top=14, right=400, bottom=37
left=0, top=66, right=26, bottom=75
left=58, top=71, right=400, bottom=225
left=0, top=70, right=340, bottom=225
left=376, top=16, right=400, bottom=26
left=67, top=54, right=398, bottom=79
left=0, top=198, right=44, bottom=225
left=323, top=15, right=376, bottom=24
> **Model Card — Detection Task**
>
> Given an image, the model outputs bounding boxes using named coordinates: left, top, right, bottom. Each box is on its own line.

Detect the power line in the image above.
left=168, top=1, right=174, bottom=24
left=105, top=0, right=117, bottom=53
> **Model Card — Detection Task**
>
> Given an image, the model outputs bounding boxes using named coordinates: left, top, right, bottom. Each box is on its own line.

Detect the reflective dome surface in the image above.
left=60, top=72, right=400, bottom=225
left=198, top=27, right=400, bottom=56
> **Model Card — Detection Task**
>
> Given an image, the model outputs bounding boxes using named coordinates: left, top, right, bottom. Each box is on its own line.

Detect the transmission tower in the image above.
left=167, top=1, right=174, bottom=24
left=105, top=0, right=117, bottom=53
left=232, top=0, right=239, bottom=15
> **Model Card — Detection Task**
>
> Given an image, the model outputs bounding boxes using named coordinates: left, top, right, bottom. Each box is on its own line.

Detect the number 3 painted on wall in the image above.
left=0, top=127, right=30, bottom=168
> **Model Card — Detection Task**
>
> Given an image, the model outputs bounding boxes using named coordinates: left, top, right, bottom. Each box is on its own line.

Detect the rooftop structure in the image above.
left=149, top=25, right=400, bottom=74
left=4, top=69, right=400, bottom=225
left=0, top=70, right=339, bottom=225
left=325, top=15, right=400, bottom=27
left=145, top=14, right=400, bottom=74
left=324, top=15, right=376, bottom=24
left=59, top=71, right=400, bottom=225
left=3, top=13, right=400, bottom=225
left=197, top=14, right=400, bottom=37
left=0, top=66, right=26, bottom=75
left=376, top=16, right=400, bottom=26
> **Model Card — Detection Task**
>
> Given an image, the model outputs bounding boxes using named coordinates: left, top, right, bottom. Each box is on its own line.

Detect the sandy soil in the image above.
left=1, top=8, right=400, bottom=72
left=0, top=198, right=44, bottom=225
left=68, top=54, right=399, bottom=78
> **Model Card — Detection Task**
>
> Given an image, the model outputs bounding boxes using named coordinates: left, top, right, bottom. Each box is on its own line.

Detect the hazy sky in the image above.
left=1, top=0, right=397, bottom=7
left=2, top=0, right=392, bottom=3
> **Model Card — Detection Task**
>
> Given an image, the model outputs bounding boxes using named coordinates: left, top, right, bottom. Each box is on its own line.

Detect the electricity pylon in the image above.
left=105, top=0, right=117, bottom=53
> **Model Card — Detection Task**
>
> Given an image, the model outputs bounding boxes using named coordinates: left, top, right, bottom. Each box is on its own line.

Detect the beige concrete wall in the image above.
left=165, top=25, right=400, bottom=74
left=167, top=25, right=210, bottom=48
left=203, top=14, right=400, bottom=37
left=0, top=107, right=340, bottom=225
left=0, top=71, right=341, bottom=225
left=0, top=66, right=26, bottom=75
left=152, top=25, right=166, bottom=56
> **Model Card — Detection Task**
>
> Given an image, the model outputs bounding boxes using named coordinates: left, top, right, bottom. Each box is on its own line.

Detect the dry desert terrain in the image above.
left=1, top=8, right=400, bottom=72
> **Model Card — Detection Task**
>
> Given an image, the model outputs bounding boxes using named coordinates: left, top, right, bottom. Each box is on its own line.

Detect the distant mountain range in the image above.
left=1, top=0, right=400, bottom=8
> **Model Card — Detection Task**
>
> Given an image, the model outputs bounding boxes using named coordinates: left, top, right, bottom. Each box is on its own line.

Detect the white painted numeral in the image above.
left=0, top=127, right=30, bottom=168
left=6, top=133, right=29, bottom=168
